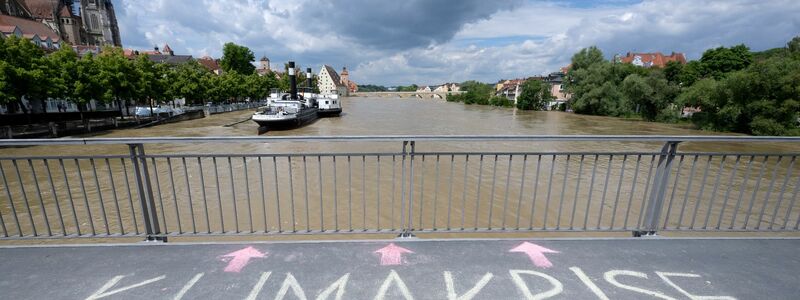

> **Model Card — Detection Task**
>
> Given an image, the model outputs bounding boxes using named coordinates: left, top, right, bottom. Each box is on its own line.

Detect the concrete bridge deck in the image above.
left=1, top=238, right=797, bottom=299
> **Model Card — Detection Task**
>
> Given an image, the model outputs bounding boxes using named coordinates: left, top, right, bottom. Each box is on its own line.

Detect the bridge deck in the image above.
left=0, top=238, right=797, bottom=299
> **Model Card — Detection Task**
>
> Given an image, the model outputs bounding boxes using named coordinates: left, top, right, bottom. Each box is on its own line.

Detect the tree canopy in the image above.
left=220, top=42, right=255, bottom=75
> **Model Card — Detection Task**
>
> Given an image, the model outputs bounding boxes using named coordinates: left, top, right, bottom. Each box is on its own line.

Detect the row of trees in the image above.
left=446, top=79, right=554, bottom=111
left=566, top=36, right=800, bottom=135
left=0, top=37, right=286, bottom=114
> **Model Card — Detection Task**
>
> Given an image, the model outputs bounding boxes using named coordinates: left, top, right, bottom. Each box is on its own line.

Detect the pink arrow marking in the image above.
left=219, top=246, right=267, bottom=273
left=509, top=242, right=560, bottom=268
left=375, top=243, right=414, bottom=266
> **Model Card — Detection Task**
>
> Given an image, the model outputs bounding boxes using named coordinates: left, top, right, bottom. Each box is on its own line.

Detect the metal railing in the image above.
left=184, top=102, right=266, bottom=114
left=0, top=136, right=798, bottom=241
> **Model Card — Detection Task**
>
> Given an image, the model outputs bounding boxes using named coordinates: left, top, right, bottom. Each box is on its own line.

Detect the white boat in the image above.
left=317, top=90, right=342, bottom=117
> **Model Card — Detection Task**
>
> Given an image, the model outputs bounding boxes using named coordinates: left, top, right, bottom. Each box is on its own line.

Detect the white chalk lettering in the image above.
left=276, top=273, right=308, bottom=300
left=86, top=275, right=166, bottom=300
left=373, top=270, right=414, bottom=300
left=173, top=273, right=204, bottom=300
left=604, top=270, right=676, bottom=300
left=443, top=271, right=494, bottom=300
left=569, top=267, right=610, bottom=300
left=655, top=272, right=736, bottom=300
left=245, top=272, right=272, bottom=300
left=316, top=273, right=350, bottom=300
left=508, top=269, right=563, bottom=300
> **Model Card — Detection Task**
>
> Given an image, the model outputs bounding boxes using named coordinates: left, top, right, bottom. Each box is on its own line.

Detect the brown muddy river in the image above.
left=0, top=97, right=798, bottom=239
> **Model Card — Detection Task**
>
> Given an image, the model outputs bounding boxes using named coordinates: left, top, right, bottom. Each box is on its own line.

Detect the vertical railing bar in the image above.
left=556, top=154, right=570, bottom=230
left=332, top=156, right=338, bottom=232
left=302, top=156, right=310, bottom=232
left=181, top=157, right=196, bottom=234
left=770, top=156, right=795, bottom=230
left=703, top=155, right=727, bottom=229
left=501, top=155, right=513, bottom=229
left=272, top=157, right=282, bottom=233
left=229, top=157, right=241, bottom=233
left=662, top=155, right=685, bottom=229
left=88, top=159, right=107, bottom=235
left=609, top=155, right=627, bottom=229
left=417, top=155, right=425, bottom=230
left=643, top=142, right=679, bottom=233
left=743, top=156, right=769, bottom=229
left=149, top=158, right=168, bottom=234
left=258, top=157, right=268, bottom=233
left=785, top=173, right=800, bottom=229
left=1, top=162, right=22, bottom=236
left=29, top=159, right=52, bottom=236
left=596, top=155, right=613, bottom=229
left=377, top=156, right=382, bottom=230
left=14, top=160, right=38, bottom=236
left=363, top=156, right=367, bottom=231
left=103, top=159, right=124, bottom=235
left=623, top=155, right=642, bottom=229
left=447, top=154, right=456, bottom=230
left=134, top=145, right=161, bottom=239
left=515, top=155, right=528, bottom=230
left=677, top=155, right=699, bottom=228
left=400, top=148, right=407, bottom=232
left=212, top=157, right=224, bottom=233
left=529, top=155, right=541, bottom=230
left=729, top=155, right=755, bottom=229
left=543, top=155, right=555, bottom=230
left=717, top=155, right=742, bottom=230
left=318, top=156, right=324, bottom=232
left=460, top=155, right=469, bottom=230
left=119, top=158, right=138, bottom=235
left=166, top=158, right=181, bottom=234
left=43, top=159, right=66, bottom=236
left=243, top=157, right=254, bottom=233
left=636, top=155, right=656, bottom=229
left=197, top=158, right=211, bottom=234
left=390, top=155, right=395, bottom=231
left=569, top=155, right=584, bottom=230
left=474, top=154, right=484, bottom=230
left=432, top=155, right=440, bottom=230
left=407, top=142, right=416, bottom=232
left=487, top=155, right=499, bottom=229
left=285, top=156, right=294, bottom=233
left=756, top=156, right=782, bottom=229
left=583, top=155, right=599, bottom=230
left=689, top=156, right=713, bottom=229
left=347, top=155, right=353, bottom=231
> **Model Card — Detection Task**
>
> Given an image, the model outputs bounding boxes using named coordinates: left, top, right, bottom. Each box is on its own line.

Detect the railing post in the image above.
left=398, top=140, right=416, bottom=238
left=638, top=141, right=679, bottom=237
left=128, top=144, right=165, bottom=242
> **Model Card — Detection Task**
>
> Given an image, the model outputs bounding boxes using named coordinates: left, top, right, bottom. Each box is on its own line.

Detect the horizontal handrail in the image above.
left=1, top=135, right=799, bottom=146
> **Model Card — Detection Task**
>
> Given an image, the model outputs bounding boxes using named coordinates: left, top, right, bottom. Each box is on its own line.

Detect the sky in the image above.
left=113, top=0, right=800, bottom=86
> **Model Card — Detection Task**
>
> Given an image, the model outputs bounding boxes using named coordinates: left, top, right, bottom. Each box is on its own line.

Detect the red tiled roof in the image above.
left=0, top=14, right=59, bottom=42
left=162, top=44, right=173, bottom=53
left=58, top=4, right=72, bottom=18
left=22, top=0, right=59, bottom=20
left=620, top=52, right=686, bottom=68
left=197, top=57, right=221, bottom=71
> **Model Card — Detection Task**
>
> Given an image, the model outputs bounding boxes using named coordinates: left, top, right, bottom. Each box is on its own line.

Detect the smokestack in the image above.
left=306, top=68, right=312, bottom=89
left=288, top=61, right=297, bottom=100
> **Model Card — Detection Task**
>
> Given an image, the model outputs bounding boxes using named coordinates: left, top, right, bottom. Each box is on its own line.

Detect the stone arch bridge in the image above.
left=350, top=91, right=465, bottom=100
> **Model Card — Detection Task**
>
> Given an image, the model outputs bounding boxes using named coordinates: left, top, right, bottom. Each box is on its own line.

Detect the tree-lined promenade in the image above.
left=0, top=38, right=314, bottom=115
left=444, top=36, right=800, bottom=136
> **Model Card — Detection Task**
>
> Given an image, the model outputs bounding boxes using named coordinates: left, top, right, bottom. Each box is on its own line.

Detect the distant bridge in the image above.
left=351, top=91, right=465, bottom=100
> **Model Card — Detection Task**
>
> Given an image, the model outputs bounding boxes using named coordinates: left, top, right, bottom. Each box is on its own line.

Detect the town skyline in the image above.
left=112, top=0, right=800, bottom=86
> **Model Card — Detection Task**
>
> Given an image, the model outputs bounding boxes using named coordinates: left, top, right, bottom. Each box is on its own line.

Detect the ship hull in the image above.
left=252, top=108, right=318, bottom=129
left=317, top=108, right=342, bottom=117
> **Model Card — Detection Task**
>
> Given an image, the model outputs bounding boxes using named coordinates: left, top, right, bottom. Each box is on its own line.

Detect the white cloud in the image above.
left=113, top=0, right=800, bottom=86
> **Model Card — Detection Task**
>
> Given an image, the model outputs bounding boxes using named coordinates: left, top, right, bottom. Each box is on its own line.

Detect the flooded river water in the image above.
left=1, top=97, right=798, bottom=238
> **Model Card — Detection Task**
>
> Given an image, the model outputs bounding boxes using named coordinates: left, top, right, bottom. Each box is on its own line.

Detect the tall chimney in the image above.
left=306, top=68, right=312, bottom=89
left=288, top=61, right=297, bottom=100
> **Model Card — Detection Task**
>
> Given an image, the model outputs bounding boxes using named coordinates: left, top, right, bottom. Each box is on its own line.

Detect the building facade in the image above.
left=78, top=0, right=120, bottom=46
left=1, top=0, right=120, bottom=47
left=617, top=52, right=686, bottom=68
left=318, top=65, right=349, bottom=96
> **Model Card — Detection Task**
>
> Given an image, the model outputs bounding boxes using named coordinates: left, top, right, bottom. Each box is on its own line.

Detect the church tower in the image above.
left=340, top=67, right=349, bottom=85
left=260, top=55, right=270, bottom=71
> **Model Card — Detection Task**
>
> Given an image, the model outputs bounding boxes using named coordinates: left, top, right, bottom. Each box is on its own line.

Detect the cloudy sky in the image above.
left=114, top=0, right=800, bottom=86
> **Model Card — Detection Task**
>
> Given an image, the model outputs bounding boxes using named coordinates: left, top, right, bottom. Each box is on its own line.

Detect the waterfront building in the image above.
left=1, top=0, right=120, bottom=47
left=318, top=65, right=349, bottom=96
left=340, top=67, right=358, bottom=93
left=198, top=56, right=223, bottom=75
left=123, top=44, right=193, bottom=65
left=0, top=14, right=60, bottom=49
left=616, top=52, right=686, bottom=68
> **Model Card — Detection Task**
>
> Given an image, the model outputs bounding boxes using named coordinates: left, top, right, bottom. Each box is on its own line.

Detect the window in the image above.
left=325, top=101, right=329, bottom=104
left=91, top=14, right=99, bottom=31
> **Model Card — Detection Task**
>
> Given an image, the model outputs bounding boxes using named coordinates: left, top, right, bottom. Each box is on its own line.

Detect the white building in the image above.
left=318, top=65, right=348, bottom=96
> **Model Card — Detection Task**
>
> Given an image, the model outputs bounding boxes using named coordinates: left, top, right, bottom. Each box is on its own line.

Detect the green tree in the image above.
left=621, top=71, right=678, bottom=121
left=220, top=42, right=255, bottom=75
left=664, top=60, right=683, bottom=84
left=570, top=46, right=605, bottom=72
left=699, top=44, right=753, bottom=80
left=171, top=61, right=211, bottom=105
left=0, top=36, right=48, bottom=113
left=515, top=80, right=552, bottom=110
left=73, top=53, right=105, bottom=112
left=97, top=46, right=137, bottom=113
